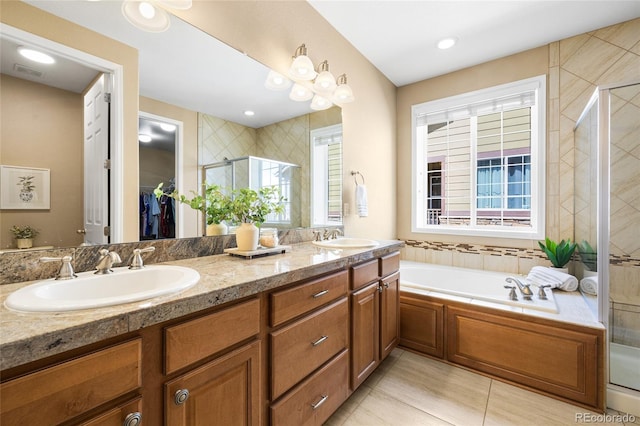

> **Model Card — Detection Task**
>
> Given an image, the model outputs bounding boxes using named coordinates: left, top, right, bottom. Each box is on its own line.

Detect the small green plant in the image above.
left=10, top=225, right=39, bottom=239
left=155, top=183, right=231, bottom=225
left=538, top=237, right=577, bottom=268
left=228, top=187, right=285, bottom=226
left=577, top=240, right=598, bottom=272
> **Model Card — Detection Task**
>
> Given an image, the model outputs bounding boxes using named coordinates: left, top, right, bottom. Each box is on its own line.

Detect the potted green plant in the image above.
left=538, top=237, right=577, bottom=271
left=10, top=225, right=39, bottom=249
left=577, top=240, right=597, bottom=273
left=228, top=187, right=285, bottom=251
left=155, top=183, right=231, bottom=235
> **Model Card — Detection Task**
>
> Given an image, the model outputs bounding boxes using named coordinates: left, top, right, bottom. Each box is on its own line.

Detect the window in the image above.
left=311, top=124, right=343, bottom=226
left=412, top=76, right=545, bottom=239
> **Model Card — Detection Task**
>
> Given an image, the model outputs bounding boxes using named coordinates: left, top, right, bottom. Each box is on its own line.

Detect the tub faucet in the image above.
left=505, top=277, right=533, bottom=300
left=95, top=249, right=122, bottom=274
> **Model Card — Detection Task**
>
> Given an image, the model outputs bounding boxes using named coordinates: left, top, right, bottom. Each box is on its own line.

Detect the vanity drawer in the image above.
left=0, top=339, right=141, bottom=426
left=271, top=297, right=348, bottom=399
left=270, top=270, right=348, bottom=327
left=380, top=251, right=400, bottom=278
left=350, top=259, right=379, bottom=290
left=271, top=349, right=349, bottom=426
left=165, top=298, right=260, bottom=374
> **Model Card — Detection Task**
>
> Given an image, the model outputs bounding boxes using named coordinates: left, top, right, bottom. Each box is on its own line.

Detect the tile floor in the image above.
left=325, top=348, right=639, bottom=426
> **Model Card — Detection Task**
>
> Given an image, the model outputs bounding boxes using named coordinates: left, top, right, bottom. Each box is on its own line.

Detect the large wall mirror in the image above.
left=0, top=1, right=343, bottom=249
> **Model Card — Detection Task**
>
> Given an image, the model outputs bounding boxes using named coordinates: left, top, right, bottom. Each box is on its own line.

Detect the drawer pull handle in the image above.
left=311, top=335, right=328, bottom=346
left=312, top=289, right=329, bottom=298
left=174, top=389, right=190, bottom=405
left=311, top=394, right=328, bottom=410
left=123, top=412, right=142, bottom=426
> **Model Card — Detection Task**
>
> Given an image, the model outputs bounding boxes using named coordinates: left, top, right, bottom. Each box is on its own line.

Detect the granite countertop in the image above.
left=0, top=240, right=403, bottom=371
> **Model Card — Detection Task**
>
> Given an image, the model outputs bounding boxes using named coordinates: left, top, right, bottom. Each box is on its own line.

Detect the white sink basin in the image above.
left=5, top=265, right=200, bottom=312
left=312, top=238, right=380, bottom=249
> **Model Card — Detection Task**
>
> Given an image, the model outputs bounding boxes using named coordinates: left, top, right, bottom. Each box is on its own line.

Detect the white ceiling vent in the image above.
left=14, top=63, right=45, bottom=78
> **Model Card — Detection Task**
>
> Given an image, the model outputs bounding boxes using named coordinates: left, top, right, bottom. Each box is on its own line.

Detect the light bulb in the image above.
left=138, top=1, right=156, bottom=19
left=289, top=83, right=313, bottom=102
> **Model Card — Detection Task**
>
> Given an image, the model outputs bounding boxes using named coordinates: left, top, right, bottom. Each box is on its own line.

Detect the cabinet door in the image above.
left=380, top=272, right=399, bottom=360
left=350, top=282, right=380, bottom=390
left=165, top=340, right=261, bottom=426
left=399, top=295, right=444, bottom=358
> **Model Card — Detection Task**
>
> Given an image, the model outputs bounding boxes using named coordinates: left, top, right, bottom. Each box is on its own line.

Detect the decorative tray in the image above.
left=224, top=245, right=291, bottom=259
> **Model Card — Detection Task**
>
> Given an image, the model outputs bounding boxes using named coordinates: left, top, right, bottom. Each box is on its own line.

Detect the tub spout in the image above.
left=505, top=277, right=533, bottom=300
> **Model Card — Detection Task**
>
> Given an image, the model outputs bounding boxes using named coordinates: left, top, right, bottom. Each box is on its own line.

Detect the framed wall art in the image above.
left=0, top=165, right=51, bottom=210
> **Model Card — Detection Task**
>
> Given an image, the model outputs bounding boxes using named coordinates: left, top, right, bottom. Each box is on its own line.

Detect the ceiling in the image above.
left=308, top=0, right=640, bottom=87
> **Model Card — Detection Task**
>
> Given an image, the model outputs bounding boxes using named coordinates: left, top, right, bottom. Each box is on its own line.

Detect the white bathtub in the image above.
left=400, top=260, right=558, bottom=313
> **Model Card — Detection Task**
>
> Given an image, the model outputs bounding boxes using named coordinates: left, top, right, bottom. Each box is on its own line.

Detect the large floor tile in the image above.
left=373, top=352, right=491, bottom=426
left=341, top=389, right=453, bottom=426
left=484, top=380, right=622, bottom=426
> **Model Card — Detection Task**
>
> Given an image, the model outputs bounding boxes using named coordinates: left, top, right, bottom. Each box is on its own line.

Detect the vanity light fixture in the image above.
left=313, top=60, right=337, bottom=93
left=288, top=44, right=317, bottom=81
left=437, top=37, right=458, bottom=50
left=17, top=47, right=55, bottom=64
left=122, top=0, right=171, bottom=32
left=333, top=74, right=354, bottom=104
left=138, top=134, right=152, bottom=143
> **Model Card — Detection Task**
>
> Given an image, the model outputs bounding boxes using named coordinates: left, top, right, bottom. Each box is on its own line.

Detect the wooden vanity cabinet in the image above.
left=269, top=270, right=350, bottom=426
left=0, top=339, right=142, bottom=426
left=350, top=252, right=400, bottom=390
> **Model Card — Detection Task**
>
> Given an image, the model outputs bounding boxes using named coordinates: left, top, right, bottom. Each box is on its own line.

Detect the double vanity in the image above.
left=0, top=239, right=402, bottom=425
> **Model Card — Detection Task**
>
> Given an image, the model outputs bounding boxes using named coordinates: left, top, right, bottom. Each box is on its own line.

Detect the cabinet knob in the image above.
left=174, top=389, right=190, bottom=405
left=378, top=285, right=383, bottom=293
left=123, top=412, right=142, bottom=426
left=383, top=282, right=389, bottom=289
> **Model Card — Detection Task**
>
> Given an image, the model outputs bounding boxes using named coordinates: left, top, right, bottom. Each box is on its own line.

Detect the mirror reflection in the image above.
left=0, top=1, right=343, bottom=250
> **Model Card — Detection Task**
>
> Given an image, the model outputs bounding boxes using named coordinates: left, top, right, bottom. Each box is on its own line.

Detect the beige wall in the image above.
left=0, top=75, right=83, bottom=248
left=172, top=1, right=397, bottom=239
left=0, top=1, right=139, bottom=241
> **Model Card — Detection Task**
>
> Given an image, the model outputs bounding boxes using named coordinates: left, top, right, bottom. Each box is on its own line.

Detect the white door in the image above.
left=83, top=74, right=109, bottom=245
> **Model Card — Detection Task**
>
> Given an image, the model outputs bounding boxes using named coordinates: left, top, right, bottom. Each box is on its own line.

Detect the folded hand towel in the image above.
left=526, top=266, right=579, bottom=291
left=579, top=276, right=598, bottom=296
left=356, top=184, right=368, bottom=217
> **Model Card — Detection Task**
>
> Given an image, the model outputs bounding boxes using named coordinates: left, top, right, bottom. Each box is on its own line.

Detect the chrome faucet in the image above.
left=129, top=246, right=156, bottom=270
left=327, top=228, right=343, bottom=240
left=95, top=249, right=122, bottom=274
left=40, top=255, right=77, bottom=280
left=505, top=277, right=533, bottom=300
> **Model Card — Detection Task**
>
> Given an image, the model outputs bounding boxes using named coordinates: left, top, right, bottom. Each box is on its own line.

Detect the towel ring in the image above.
left=351, top=171, right=365, bottom=185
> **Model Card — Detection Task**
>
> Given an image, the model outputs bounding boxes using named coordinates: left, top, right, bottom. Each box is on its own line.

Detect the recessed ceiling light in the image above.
left=244, top=110, right=255, bottom=116
left=139, top=134, right=152, bottom=143
left=437, top=37, right=458, bottom=50
left=122, top=0, right=170, bottom=32
left=160, top=123, right=176, bottom=132
left=17, top=47, right=55, bottom=64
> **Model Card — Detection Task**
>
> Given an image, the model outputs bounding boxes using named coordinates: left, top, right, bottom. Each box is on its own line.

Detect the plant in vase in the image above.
left=538, top=237, right=577, bottom=271
left=155, top=183, right=231, bottom=235
left=10, top=225, right=39, bottom=249
left=228, top=187, right=285, bottom=251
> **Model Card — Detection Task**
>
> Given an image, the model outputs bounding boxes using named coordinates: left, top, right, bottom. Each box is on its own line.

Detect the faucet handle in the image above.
left=537, top=284, right=551, bottom=300
left=312, top=230, right=322, bottom=242
left=40, top=255, right=77, bottom=280
left=504, top=285, right=518, bottom=301
left=129, top=246, right=156, bottom=270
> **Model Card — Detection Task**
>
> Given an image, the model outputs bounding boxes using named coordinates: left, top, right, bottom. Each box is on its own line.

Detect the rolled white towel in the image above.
left=526, top=266, right=579, bottom=292
left=579, top=276, right=598, bottom=296
left=356, top=184, right=368, bottom=217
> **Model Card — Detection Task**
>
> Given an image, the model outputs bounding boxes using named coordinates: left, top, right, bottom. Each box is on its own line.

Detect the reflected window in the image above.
left=311, top=124, right=343, bottom=227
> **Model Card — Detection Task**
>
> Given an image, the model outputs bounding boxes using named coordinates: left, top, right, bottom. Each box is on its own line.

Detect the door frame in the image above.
left=138, top=111, right=185, bottom=238
left=1, top=23, right=124, bottom=243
